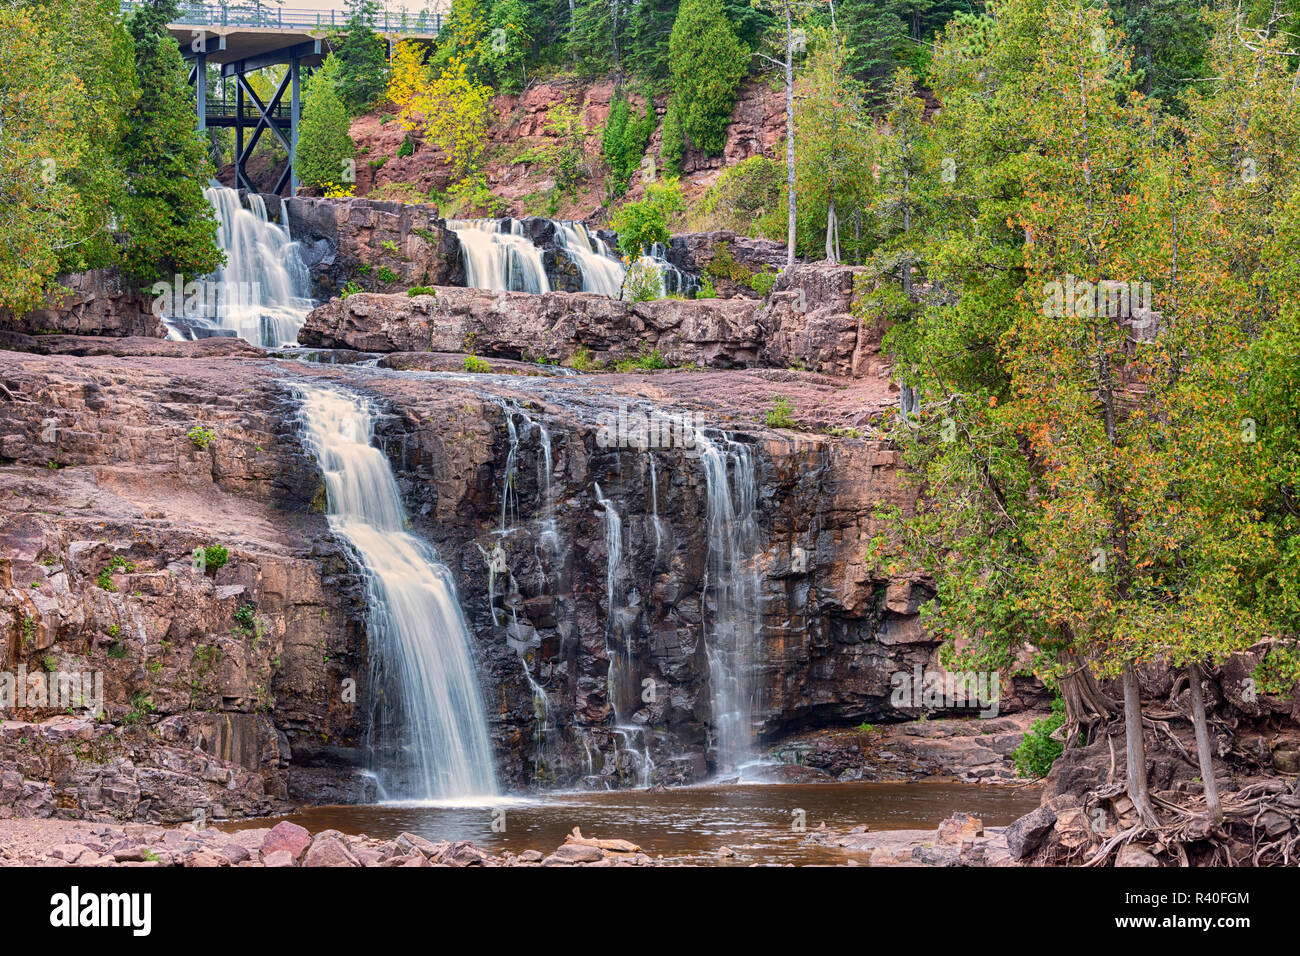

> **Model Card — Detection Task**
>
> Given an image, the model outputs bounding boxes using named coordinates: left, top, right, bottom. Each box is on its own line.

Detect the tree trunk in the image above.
left=825, top=199, right=838, bottom=263
left=1122, top=661, right=1159, bottom=828
left=784, top=2, right=796, bottom=269
left=1186, top=663, right=1223, bottom=826
left=569, top=0, right=577, bottom=70
left=1057, top=646, right=1118, bottom=746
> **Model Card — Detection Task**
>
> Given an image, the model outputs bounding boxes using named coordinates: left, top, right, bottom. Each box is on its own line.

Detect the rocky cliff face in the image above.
left=273, top=195, right=463, bottom=301
left=299, top=263, right=881, bottom=381
left=0, top=270, right=163, bottom=340
left=0, top=261, right=1044, bottom=818
left=0, top=345, right=369, bottom=822
left=346, top=77, right=787, bottom=220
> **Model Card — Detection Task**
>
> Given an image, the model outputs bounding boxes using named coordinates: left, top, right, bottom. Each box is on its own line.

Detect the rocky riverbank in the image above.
left=0, top=819, right=658, bottom=867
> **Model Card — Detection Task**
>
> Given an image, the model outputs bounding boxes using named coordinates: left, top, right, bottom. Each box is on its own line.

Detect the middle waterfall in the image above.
left=295, top=382, right=498, bottom=801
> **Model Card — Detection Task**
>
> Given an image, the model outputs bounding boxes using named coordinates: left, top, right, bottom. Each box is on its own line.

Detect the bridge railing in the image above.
left=121, top=2, right=443, bottom=36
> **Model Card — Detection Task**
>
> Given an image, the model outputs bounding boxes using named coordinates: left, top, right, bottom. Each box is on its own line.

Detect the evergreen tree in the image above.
left=333, top=0, right=389, bottom=114
left=660, top=96, right=686, bottom=175
left=668, top=0, right=749, bottom=155
left=117, top=0, right=222, bottom=287
left=839, top=0, right=908, bottom=94
left=296, top=56, right=355, bottom=191
left=602, top=88, right=656, bottom=197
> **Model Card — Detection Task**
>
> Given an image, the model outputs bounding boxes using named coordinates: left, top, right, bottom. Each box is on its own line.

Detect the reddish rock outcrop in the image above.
left=274, top=195, right=461, bottom=300
left=0, top=348, right=369, bottom=820
left=298, top=262, right=881, bottom=380
left=0, top=269, right=164, bottom=339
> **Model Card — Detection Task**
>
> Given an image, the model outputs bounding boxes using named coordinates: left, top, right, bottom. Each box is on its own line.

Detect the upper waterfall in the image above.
left=446, top=218, right=551, bottom=293
left=162, top=187, right=313, bottom=347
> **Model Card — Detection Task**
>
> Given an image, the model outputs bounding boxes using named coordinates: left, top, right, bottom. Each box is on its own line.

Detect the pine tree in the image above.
left=332, top=0, right=389, bottom=114
left=668, top=0, right=749, bottom=155
left=296, top=56, right=355, bottom=191
left=117, top=0, right=222, bottom=287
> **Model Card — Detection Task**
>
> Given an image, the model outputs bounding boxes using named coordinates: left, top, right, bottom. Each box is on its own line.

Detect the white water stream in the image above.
left=295, top=383, right=498, bottom=801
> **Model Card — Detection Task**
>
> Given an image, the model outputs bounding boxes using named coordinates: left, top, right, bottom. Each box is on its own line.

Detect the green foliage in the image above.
left=96, top=556, right=134, bottom=591
left=749, top=269, right=776, bottom=295
left=0, top=0, right=136, bottom=312
left=482, top=0, right=536, bottom=92
left=187, top=426, right=215, bottom=449
left=1253, top=644, right=1300, bottom=696
left=610, top=178, right=686, bottom=258
left=340, top=280, right=363, bottom=298
left=660, top=96, right=686, bottom=176
left=669, top=0, right=749, bottom=155
left=200, top=545, right=228, bottom=574
left=839, top=0, right=909, bottom=96
left=1013, top=698, right=1066, bottom=779
left=538, top=99, right=592, bottom=198
left=765, top=395, right=796, bottom=429
left=116, top=0, right=222, bottom=287
left=602, top=89, right=656, bottom=198
left=408, top=286, right=437, bottom=297
left=794, top=28, right=875, bottom=263
left=462, top=354, right=494, bottom=373
left=692, top=156, right=785, bottom=236
left=397, top=134, right=416, bottom=159
left=332, top=0, right=389, bottom=114
left=377, top=266, right=399, bottom=283
left=622, top=260, right=664, bottom=301
left=697, top=276, right=717, bottom=299
left=296, top=55, right=355, bottom=191
left=122, top=692, right=155, bottom=726
left=615, top=348, right=671, bottom=372
left=566, top=345, right=601, bottom=372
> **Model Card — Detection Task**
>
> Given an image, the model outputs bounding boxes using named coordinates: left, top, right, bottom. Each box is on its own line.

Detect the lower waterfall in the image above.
left=696, top=432, right=763, bottom=773
left=295, top=382, right=498, bottom=801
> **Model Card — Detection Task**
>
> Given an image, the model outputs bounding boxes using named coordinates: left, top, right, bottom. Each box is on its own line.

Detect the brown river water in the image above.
left=222, top=782, right=1043, bottom=865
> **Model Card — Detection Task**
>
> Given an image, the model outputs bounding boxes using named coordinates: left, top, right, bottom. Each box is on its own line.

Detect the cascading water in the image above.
left=696, top=432, right=763, bottom=773
left=294, top=382, right=498, bottom=801
left=162, top=186, right=313, bottom=347
left=593, top=481, right=636, bottom=719
left=447, top=219, right=551, bottom=293
left=555, top=221, right=626, bottom=296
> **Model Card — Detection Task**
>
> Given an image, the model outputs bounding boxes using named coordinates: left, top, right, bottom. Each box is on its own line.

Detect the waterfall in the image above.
left=696, top=432, right=763, bottom=773
left=555, top=221, right=626, bottom=296
left=294, top=383, right=498, bottom=801
left=593, top=481, right=637, bottom=721
left=162, top=186, right=313, bottom=347
left=446, top=219, right=550, bottom=293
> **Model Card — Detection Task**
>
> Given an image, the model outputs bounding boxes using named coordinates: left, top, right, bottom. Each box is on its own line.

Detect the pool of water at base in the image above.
left=222, top=781, right=1043, bottom=865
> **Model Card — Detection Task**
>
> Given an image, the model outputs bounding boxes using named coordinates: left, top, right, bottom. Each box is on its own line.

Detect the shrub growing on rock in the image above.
left=1013, top=697, right=1066, bottom=779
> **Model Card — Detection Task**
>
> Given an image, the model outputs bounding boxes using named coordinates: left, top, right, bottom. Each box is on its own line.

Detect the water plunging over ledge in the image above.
left=163, top=187, right=314, bottom=347
left=294, top=382, right=498, bottom=802
left=696, top=432, right=763, bottom=774
left=446, top=218, right=551, bottom=293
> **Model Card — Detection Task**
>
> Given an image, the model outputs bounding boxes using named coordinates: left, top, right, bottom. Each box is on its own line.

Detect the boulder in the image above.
left=1004, top=806, right=1057, bottom=860
left=261, top=821, right=313, bottom=861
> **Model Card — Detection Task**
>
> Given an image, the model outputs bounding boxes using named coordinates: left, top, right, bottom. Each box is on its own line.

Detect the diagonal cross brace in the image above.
left=235, top=69, right=294, bottom=164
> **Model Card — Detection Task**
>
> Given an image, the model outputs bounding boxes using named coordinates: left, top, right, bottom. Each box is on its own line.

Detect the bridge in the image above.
left=121, top=3, right=444, bottom=195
